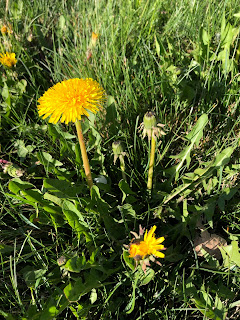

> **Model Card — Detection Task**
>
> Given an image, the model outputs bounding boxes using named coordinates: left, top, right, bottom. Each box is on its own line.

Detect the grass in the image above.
left=1, top=0, right=240, bottom=319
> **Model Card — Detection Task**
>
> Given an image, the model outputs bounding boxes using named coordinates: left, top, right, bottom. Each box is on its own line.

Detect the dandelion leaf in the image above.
left=8, top=178, right=35, bottom=194
left=91, top=186, right=125, bottom=240
left=168, top=114, right=208, bottom=180
left=219, top=241, right=240, bottom=269
left=62, top=200, right=91, bottom=241
left=217, top=187, right=238, bottom=211
left=164, top=146, right=234, bottom=204
left=0, top=310, right=15, bottom=320
left=119, top=179, right=136, bottom=203
left=139, top=268, right=155, bottom=286
left=122, top=251, right=135, bottom=270
left=43, top=178, right=83, bottom=198
left=23, top=268, right=47, bottom=289
left=193, top=290, right=226, bottom=320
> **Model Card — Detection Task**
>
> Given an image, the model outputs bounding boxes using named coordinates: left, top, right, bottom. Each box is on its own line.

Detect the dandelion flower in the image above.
left=1, top=23, right=12, bottom=35
left=1, top=25, right=8, bottom=35
left=129, top=225, right=165, bottom=260
left=86, top=32, right=99, bottom=60
left=91, top=32, right=99, bottom=46
left=38, top=78, right=105, bottom=189
left=0, top=52, right=17, bottom=67
left=38, top=78, right=105, bottom=124
left=92, top=32, right=99, bottom=41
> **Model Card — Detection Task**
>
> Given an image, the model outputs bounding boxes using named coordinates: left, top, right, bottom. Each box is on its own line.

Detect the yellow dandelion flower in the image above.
left=92, top=32, right=99, bottom=42
left=129, top=225, right=165, bottom=260
left=1, top=25, right=8, bottom=34
left=129, top=242, right=146, bottom=260
left=38, top=78, right=105, bottom=124
left=0, top=52, right=17, bottom=67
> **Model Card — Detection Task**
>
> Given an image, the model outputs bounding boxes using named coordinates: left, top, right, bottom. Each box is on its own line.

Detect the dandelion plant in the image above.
left=37, top=78, right=105, bottom=188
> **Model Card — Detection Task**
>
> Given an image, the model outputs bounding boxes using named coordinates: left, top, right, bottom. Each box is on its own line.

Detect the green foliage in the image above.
left=220, top=241, right=240, bottom=269
left=168, top=113, right=209, bottom=180
left=1, top=0, right=240, bottom=319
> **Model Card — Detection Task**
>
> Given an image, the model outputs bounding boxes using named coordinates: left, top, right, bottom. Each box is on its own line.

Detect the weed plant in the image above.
left=1, top=0, right=240, bottom=319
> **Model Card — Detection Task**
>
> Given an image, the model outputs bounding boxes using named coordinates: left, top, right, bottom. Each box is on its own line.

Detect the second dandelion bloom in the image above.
left=129, top=225, right=165, bottom=260
left=38, top=78, right=105, bottom=124
left=0, top=52, right=17, bottom=67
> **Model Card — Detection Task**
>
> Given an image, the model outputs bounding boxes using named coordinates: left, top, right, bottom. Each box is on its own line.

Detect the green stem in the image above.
left=5, top=0, right=9, bottom=13
left=75, top=120, right=93, bottom=189
left=147, top=134, right=156, bottom=190
left=119, top=155, right=127, bottom=180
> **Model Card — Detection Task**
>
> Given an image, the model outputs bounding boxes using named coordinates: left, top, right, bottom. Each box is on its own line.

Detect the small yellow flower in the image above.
left=38, top=78, right=105, bottom=124
left=91, top=32, right=99, bottom=42
left=1, top=25, right=8, bottom=34
left=86, top=32, right=99, bottom=60
left=129, top=225, right=165, bottom=260
left=0, top=52, right=17, bottom=67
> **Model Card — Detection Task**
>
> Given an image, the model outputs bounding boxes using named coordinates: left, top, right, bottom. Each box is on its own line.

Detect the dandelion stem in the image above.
left=147, top=134, right=156, bottom=190
left=119, top=155, right=127, bottom=180
left=6, top=0, right=9, bottom=13
left=75, top=120, right=93, bottom=189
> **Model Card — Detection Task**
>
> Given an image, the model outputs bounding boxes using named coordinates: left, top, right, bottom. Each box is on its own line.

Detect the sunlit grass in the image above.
left=0, top=0, right=240, bottom=319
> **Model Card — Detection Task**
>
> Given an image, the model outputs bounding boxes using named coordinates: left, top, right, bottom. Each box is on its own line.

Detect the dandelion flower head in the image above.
left=0, top=52, right=17, bottom=67
left=38, top=78, right=105, bottom=124
left=129, top=225, right=165, bottom=260
left=92, top=32, right=99, bottom=41
left=1, top=25, right=8, bottom=34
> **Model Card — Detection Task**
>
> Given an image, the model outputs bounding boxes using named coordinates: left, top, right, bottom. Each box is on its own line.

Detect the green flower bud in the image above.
left=7, top=164, right=24, bottom=177
left=143, top=111, right=157, bottom=130
left=112, top=141, right=124, bottom=155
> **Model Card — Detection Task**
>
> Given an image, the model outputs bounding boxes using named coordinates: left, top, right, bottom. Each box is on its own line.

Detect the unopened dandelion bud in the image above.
left=112, top=141, right=125, bottom=166
left=143, top=111, right=157, bottom=130
left=3, top=163, right=24, bottom=177
left=139, top=111, right=166, bottom=191
left=8, top=164, right=24, bottom=177
left=139, top=111, right=158, bottom=141
left=112, top=140, right=124, bottom=155
left=112, top=141, right=127, bottom=180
